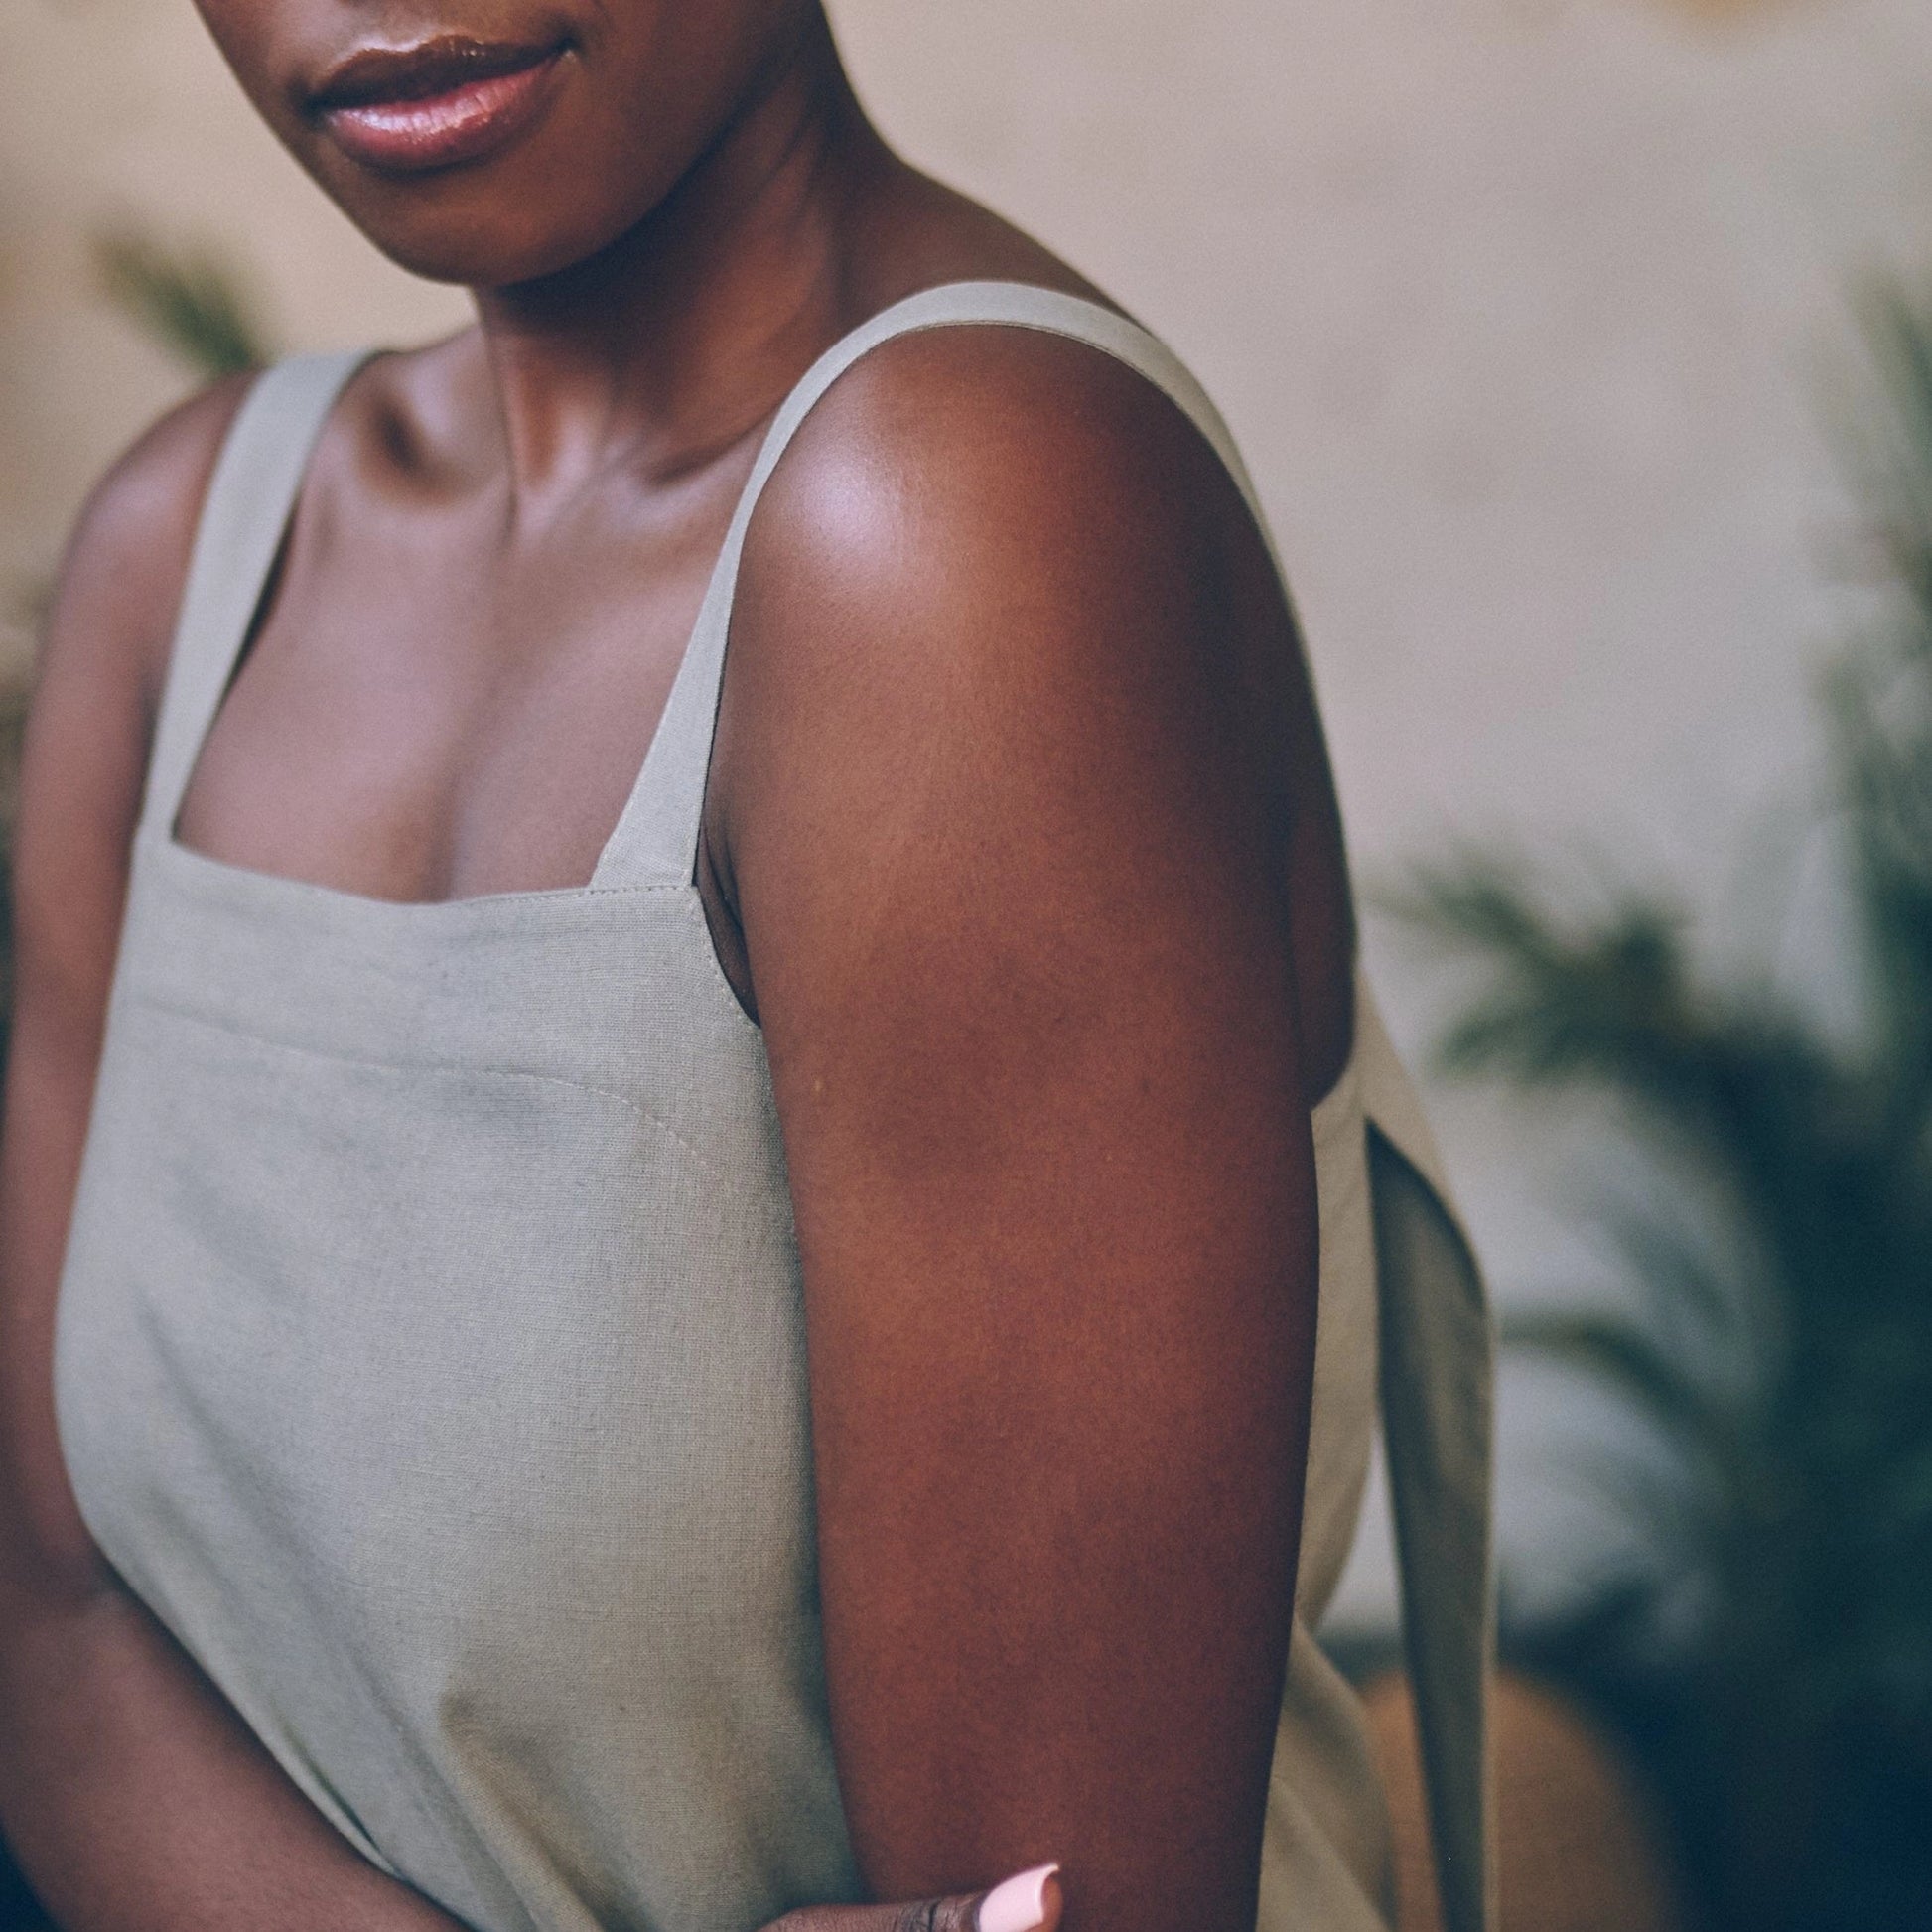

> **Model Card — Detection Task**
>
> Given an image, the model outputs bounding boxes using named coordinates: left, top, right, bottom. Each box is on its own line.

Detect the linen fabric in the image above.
left=54, top=282, right=1495, bottom=1932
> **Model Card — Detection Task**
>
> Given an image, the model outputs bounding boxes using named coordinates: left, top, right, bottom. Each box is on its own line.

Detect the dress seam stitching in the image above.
left=125, top=991, right=735, bottom=1182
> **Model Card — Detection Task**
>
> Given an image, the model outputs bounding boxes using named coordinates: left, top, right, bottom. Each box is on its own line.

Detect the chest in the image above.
left=173, top=455, right=745, bottom=903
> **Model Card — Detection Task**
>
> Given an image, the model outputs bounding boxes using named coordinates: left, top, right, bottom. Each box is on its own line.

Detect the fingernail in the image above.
left=979, top=1863, right=1060, bottom=1932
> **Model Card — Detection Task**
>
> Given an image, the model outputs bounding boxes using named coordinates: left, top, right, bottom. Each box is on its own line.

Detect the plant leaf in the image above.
left=1504, top=1310, right=1745, bottom=1497
left=94, top=231, right=272, bottom=379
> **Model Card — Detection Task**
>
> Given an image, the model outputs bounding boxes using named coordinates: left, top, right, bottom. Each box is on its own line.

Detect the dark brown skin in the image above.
left=0, top=3, right=1357, bottom=1930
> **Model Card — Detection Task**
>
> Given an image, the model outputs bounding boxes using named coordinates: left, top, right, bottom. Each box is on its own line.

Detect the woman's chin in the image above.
left=325, top=199, right=629, bottom=292
left=283, top=124, right=642, bottom=291
left=357, top=229, right=577, bottom=290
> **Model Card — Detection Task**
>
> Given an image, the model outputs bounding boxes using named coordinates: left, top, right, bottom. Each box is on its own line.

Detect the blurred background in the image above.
left=5, top=0, right=1932, bottom=1926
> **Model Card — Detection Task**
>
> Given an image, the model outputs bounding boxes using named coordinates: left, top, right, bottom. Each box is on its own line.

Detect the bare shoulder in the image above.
left=765, top=308, right=1230, bottom=551
left=716, top=305, right=1310, bottom=1018
left=734, top=310, right=1277, bottom=708
left=41, top=372, right=258, bottom=717
left=721, top=308, right=1295, bottom=837
left=14, top=373, right=255, bottom=1016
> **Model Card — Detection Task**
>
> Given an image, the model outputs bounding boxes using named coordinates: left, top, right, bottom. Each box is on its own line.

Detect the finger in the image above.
left=977, top=1863, right=1063, bottom=1932
left=766, top=1862, right=1062, bottom=1932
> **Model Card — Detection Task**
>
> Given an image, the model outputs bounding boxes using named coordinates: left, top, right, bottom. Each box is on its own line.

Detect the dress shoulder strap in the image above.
left=591, top=280, right=1277, bottom=886
left=140, top=350, right=370, bottom=837
left=1355, top=973, right=1499, bottom=1932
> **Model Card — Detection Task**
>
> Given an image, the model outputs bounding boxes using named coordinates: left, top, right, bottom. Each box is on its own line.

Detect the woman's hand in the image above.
left=766, top=1864, right=1062, bottom=1932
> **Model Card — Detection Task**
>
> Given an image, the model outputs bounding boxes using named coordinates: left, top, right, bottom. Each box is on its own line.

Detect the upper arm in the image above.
left=724, top=330, right=1319, bottom=1932
left=0, top=376, right=250, bottom=1599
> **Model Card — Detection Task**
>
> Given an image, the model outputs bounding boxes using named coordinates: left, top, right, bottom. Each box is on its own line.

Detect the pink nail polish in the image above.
left=979, top=1863, right=1060, bottom=1932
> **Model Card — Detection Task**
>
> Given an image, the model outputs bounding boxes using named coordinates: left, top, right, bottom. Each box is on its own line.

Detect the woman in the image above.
left=0, top=4, right=1494, bottom=1931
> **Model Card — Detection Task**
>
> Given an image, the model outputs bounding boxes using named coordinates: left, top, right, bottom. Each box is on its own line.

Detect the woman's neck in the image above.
left=470, top=8, right=887, bottom=514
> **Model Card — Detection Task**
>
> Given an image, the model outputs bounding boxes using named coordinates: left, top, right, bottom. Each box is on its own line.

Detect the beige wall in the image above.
left=5, top=0, right=1931, bottom=1624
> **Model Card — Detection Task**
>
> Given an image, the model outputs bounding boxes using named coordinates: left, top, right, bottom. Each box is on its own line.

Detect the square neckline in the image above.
left=150, top=283, right=1366, bottom=1117
left=160, top=353, right=698, bottom=919
left=156, top=280, right=1244, bottom=918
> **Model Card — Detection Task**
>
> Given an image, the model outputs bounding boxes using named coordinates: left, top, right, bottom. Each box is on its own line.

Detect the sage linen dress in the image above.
left=55, top=283, right=1496, bottom=1932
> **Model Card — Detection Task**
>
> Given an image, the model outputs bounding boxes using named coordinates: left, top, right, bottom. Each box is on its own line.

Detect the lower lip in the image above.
left=321, top=51, right=565, bottom=173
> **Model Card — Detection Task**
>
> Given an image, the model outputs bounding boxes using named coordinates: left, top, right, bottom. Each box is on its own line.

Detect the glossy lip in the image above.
left=310, top=35, right=570, bottom=174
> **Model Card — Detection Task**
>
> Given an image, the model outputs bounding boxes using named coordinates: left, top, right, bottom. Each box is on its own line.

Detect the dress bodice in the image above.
left=55, top=284, right=1494, bottom=1932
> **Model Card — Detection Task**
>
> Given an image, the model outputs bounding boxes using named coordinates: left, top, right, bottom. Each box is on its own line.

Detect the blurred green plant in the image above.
left=1394, top=287, right=1932, bottom=1932
left=94, top=230, right=271, bottom=379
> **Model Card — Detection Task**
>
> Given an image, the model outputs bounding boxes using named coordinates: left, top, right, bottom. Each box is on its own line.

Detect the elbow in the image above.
left=0, top=1487, right=121, bottom=1660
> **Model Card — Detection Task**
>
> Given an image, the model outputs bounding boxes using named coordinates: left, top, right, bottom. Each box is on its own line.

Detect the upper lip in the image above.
left=309, top=34, right=567, bottom=112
